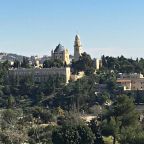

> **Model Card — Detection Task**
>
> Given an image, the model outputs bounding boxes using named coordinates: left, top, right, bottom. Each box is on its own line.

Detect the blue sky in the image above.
left=0, top=0, right=144, bottom=58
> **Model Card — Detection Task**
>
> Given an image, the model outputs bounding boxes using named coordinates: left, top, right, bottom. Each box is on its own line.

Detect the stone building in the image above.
left=51, top=44, right=70, bottom=65
left=30, top=55, right=41, bottom=68
left=71, top=71, right=85, bottom=81
left=74, top=35, right=83, bottom=61
left=9, top=67, right=71, bottom=84
left=93, top=58, right=103, bottom=70
left=117, top=73, right=144, bottom=90
left=8, top=34, right=102, bottom=84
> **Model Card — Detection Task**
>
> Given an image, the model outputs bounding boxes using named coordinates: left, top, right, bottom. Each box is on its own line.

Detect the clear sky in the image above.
left=0, top=0, right=144, bottom=58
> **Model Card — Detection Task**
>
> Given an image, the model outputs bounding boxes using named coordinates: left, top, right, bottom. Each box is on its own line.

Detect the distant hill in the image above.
left=0, top=52, right=28, bottom=62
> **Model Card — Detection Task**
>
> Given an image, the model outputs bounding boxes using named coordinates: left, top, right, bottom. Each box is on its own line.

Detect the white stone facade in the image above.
left=9, top=67, right=71, bottom=84
left=117, top=73, right=144, bottom=90
left=74, top=35, right=83, bottom=61
left=51, top=44, right=70, bottom=65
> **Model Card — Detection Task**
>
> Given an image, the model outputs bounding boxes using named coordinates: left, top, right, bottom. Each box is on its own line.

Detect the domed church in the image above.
left=51, top=43, right=70, bottom=65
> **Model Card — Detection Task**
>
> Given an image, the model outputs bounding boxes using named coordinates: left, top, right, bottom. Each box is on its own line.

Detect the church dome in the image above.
left=54, top=44, right=64, bottom=53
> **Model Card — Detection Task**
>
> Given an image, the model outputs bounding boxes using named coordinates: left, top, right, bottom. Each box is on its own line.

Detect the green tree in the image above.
left=13, top=60, right=20, bottom=68
left=7, top=95, right=15, bottom=108
left=0, top=109, right=27, bottom=144
left=102, top=95, right=139, bottom=144
left=111, top=95, right=138, bottom=127
left=1, top=109, right=18, bottom=131
left=119, top=127, right=144, bottom=144
left=89, top=118, right=104, bottom=144
left=43, top=59, right=63, bottom=68
left=102, top=117, right=120, bottom=144
left=2, top=60, right=11, bottom=70
left=71, top=52, right=94, bottom=75
left=52, top=124, right=95, bottom=144
left=21, top=57, right=30, bottom=68
left=28, top=126, right=54, bottom=144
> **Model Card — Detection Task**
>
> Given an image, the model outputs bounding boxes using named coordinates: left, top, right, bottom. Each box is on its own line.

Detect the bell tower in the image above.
left=74, top=34, right=83, bottom=61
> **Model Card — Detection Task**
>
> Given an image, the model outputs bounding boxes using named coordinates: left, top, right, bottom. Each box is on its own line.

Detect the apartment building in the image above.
left=117, top=73, right=144, bottom=91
